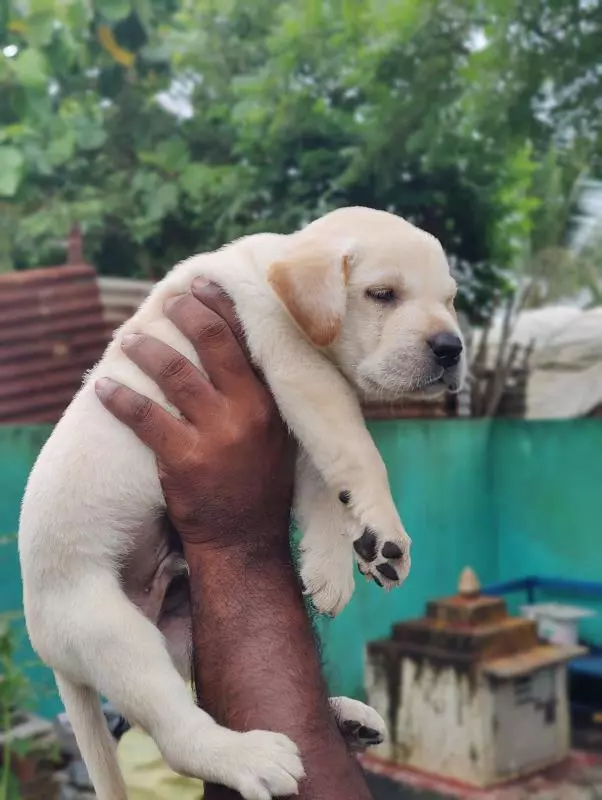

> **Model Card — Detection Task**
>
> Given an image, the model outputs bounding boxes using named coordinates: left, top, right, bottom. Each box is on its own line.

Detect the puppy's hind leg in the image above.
left=33, top=574, right=304, bottom=800
left=54, top=674, right=129, bottom=800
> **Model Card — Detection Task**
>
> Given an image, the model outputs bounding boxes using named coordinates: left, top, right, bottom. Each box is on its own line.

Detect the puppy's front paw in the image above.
left=331, top=696, right=387, bottom=752
left=300, top=537, right=355, bottom=617
left=352, top=525, right=411, bottom=590
left=208, top=729, right=305, bottom=800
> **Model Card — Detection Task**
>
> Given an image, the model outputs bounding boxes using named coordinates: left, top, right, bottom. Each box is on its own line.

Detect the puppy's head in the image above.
left=268, top=206, right=466, bottom=401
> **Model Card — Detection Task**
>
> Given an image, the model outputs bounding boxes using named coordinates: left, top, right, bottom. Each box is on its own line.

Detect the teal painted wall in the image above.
left=319, top=419, right=602, bottom=700
left=1, top=420, right=601, bottom=716
left=492, top=420, right=602, bottom=642
left=0, top=425, right=58, bottom=717
left=317, top=419, right=498, bottom=701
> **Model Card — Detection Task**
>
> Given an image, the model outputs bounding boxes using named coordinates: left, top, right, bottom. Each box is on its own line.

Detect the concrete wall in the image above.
left=1, top=420, right=601, bottom=715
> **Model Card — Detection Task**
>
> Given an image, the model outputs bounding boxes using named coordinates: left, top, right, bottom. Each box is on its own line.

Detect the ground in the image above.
left=366, top=773, right=443, bottom=799
left=362, top=752, right=602, bottom=800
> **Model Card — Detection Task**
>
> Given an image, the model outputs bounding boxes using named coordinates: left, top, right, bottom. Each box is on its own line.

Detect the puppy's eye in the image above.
left=366, top=288, right=396, bottom=303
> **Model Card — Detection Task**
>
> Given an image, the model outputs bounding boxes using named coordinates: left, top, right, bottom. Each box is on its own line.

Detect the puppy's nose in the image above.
left=428, top=332, right=463, bottom=368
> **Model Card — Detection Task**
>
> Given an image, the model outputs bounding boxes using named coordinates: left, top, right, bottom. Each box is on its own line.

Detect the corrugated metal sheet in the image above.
left=0, top=264, right=110, bottom=424
left=364, top=396, right=457, bottom=419
left=98, top=276, right=153, bottom=331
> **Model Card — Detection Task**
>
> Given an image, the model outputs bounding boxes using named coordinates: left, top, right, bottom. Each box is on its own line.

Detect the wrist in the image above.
left=182, top=525, right=294, bottom=569
left=184, top=532, right=302, bottom=627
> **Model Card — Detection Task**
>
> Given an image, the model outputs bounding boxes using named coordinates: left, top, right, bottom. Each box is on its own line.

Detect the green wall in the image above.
left=492, top=420, right=602, bottom=642
left=1, top=420, right=601, bottom=717
left=317, top=419, right=498, bottom=700
left=318, top=419, right=602, bottom=700
left=0, top=426, right=57, bottom=717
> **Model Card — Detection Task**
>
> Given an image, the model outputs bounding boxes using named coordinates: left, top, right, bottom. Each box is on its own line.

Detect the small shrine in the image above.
left=365, top=568, right=585, bottom=787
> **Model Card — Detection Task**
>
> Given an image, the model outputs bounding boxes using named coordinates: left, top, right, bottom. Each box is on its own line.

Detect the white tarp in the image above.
left=476, top=305, right=602, bottom=418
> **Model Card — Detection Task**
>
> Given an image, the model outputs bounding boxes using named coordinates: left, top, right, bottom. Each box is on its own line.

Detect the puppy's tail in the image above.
left=55, top=672, right=128, bottom=800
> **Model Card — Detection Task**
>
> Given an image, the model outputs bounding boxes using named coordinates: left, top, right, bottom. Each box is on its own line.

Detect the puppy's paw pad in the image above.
left=376, top=562, right=398, bottom=582
left=334, top=698, right=388, bottom=752
left=341, top=721, right=384, bottom=750
left=381, top=541, right=403, bottom=560
left=353, top=529, right=410, bottom=589
left=352, top=528, right=378, bottom=562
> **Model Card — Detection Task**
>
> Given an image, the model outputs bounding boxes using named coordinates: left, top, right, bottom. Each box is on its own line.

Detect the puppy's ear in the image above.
left=268, top=239, right=351, bottom=347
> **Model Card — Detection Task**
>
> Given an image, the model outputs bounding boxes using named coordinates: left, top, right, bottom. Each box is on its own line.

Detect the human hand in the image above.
left=95, top=280, right=296, bottom=554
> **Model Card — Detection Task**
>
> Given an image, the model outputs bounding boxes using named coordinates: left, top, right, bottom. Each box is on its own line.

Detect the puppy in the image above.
left=19, top=207, right=466, bottom=799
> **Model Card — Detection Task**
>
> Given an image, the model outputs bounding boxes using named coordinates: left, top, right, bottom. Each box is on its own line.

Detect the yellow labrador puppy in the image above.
left=19, top=207, right=465, bottom=800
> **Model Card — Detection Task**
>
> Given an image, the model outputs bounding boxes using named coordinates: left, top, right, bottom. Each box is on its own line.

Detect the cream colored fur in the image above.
left=18, top=207, right=465, bottom=800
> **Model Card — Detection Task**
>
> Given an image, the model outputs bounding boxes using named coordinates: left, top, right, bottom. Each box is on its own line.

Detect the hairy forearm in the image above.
left=186, top=536, right=372, bottom=800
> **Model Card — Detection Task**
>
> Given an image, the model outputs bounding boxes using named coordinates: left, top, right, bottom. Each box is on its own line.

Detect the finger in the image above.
left=164, top=290, right=259, bottom=396
left=191, top=280, right=249, bottom=357
left=191, top=281, right=268, bottom=386
left=120, top=333, right=214, bottom=424
left=95, top=378, right=190, bottom=462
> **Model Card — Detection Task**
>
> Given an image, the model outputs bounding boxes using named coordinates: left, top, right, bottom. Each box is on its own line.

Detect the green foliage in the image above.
left=0, top=147, right=24, bottom=198
left=1, top=0, right=601, bottom=317
left=0, top=533, right=52, bottom=800
left=0, top=615, right=33, bottom=800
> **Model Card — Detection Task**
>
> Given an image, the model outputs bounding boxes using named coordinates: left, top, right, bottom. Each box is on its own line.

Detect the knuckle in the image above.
left=224, top=419, right=246, bottom=447
left=173, top=439, right=199, bottom=472
left=159, top=354, right=191, bottom=382
left=131, top=395, right=154, bottom=425
left=248, top=397, right=273, bottom=430
left=196, top=317, right=230, bottom=346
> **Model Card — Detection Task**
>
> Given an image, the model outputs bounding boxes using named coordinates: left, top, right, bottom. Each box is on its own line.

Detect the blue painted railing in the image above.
left=484, top=576, right=602, bottom=605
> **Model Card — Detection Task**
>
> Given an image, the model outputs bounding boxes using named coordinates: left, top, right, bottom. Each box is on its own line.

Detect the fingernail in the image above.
left=121, top=333, right=144, bottom=349
left=191, top=277, right=211, bottom=297
left=95, top=377, right=119, bottom=399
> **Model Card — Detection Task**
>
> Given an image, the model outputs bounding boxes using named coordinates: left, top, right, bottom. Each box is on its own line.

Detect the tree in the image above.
left=2, top=0, right=601, bottom=320
left=454, top=0, right=602, bottom=307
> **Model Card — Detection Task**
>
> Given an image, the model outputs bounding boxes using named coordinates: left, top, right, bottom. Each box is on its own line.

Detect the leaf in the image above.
left=25, top=12, right=55, bottom=47
left=0, top=2, right=8, bottom=39
left=66, top=0, right=92, bottom=30
left=94, top=0, right=132, bottom=22
left=0, top=147, right=25, bottom=197
left=11, top=48, right=47, bottom=88
left=11, top=737, right=36, bottom=757
left=139, top=139, right=190, bottom=173
left=178, top=163, right=210, bottom=198
left=72, top=116, right=108, bottom=151
left=78, top=127, right=108, bottom=151
left=146, top=182, right=178, bottom=221
left=47, top=131, right=76, bottom=166
left=30, top=0, right=56, bottom=11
